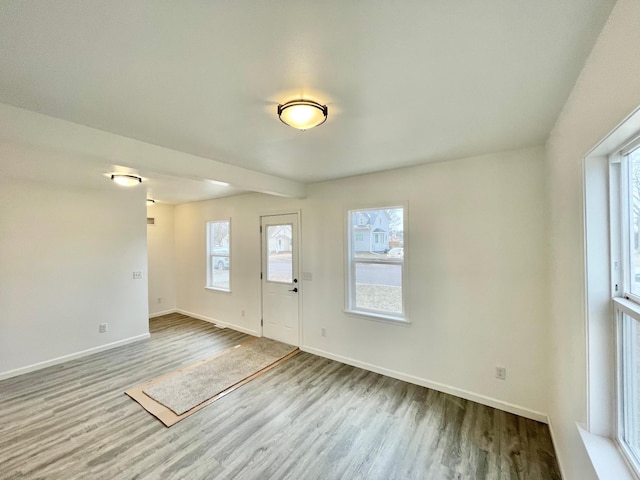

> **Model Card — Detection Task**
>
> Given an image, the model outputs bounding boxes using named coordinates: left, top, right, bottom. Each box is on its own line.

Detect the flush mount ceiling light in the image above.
left=111, top=174, right=142, bottom=187
left=146, top=198, right=155, bottom=205
left=277, top=99, right=328, bottom=130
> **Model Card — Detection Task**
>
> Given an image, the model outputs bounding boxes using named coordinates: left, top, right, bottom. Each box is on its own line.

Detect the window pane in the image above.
left=630, top=148, right=640, bottom=296
left=348, top=206, right=405, bottom=318
left=210, top=256, right=229, bottom=289
left=351, top=208, right=403, bottom=257
left=207, top=220, right=230, bottom=291
left=621, top=313, right=640, bottom=459
left=267, top=224, right=292, bottom=283
left=354, top=262, right=402, bottom=315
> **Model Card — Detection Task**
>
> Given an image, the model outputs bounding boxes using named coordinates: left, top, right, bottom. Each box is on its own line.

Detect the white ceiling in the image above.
left=0, top=0, right=616, bottom=203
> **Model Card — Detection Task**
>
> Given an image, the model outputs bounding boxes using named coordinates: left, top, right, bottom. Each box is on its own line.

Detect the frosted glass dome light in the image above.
left=277, top=99, right=328, bottom=130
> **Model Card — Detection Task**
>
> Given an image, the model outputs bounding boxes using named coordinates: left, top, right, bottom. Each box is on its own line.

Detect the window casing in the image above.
left=346, top=205, right=407, bottom=322
left=611, top=137, right=640, bottom=475
left=206, top=219, right=230, bottom=291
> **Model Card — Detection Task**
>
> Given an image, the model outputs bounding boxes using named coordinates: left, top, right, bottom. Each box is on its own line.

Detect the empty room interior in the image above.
left=1, top=1, right=640, bottom=479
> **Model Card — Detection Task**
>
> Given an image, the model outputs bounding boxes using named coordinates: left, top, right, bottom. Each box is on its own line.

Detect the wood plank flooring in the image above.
left=0, top=313, right=561, bottom=480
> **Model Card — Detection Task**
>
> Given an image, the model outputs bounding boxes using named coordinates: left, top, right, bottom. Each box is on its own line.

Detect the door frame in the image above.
left=259, top=209, right=303, bottom=346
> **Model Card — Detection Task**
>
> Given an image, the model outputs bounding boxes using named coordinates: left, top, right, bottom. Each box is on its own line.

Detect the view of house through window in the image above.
left=347, top=206, right=405, bottom=319
left=266, top=224, right=293, bottom=283
left=206, top=220, right=230, bottom=291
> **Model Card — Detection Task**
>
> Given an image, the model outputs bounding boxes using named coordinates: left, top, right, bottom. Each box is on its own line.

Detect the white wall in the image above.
left=0, top=174, right=149, bottom=378
left=147, top=203, right=177, bottom=316
left=175, top=146, right=550, bottom=419
left=175, top=194, right=299, bottom=335
left=546, top=0, right=640, bottom=477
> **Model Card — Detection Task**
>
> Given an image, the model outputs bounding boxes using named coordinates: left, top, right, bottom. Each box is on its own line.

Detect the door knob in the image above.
left=288, top=287, right=298, bottom=292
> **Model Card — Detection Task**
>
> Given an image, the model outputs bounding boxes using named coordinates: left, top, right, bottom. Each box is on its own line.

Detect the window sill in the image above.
left=578, top=425, right=638, bottom=480
left=205, top=286, right=231, bottom=294
left=344, top=309, right=411, bottom=326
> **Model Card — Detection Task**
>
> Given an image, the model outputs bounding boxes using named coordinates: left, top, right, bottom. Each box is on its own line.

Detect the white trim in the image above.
left=614, top=297, right=640, bottom=318
left=586, top=104, right=640, bottom=159
left=343, top=309, right=411, bottom=326
left=301, top=345, right=548, bottom=423
left=0, top=333, right=151, bottom=381
left=149, top=309, right=178, bottom=318
left=176, top=309, right=260, bottom=336
left=579, top=425, right=638, bottom=480
left=547, top=419, right=568, bottom=480
left=204, top=284, right=231, bottom=293
left=583, top=110, right=640, bottom=478
left=621, top=134, right=640, bottom=157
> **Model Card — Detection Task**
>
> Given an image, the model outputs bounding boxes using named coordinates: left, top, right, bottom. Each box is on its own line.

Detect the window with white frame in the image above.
left=346, top=206, right=406, bottom=321
left=206, top=220, right=230, bottom=291
left=611, top=136, right=640, bottom=473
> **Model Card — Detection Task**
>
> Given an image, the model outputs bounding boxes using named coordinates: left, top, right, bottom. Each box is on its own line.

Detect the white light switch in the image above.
left=302, top=272, right=313, bottom=281
left=133, top=271, right=143, bottom=279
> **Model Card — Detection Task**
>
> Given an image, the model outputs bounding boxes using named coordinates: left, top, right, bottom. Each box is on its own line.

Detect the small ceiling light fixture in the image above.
left=146, top=198, right=155, bottom=205
left=111, top=174, right=142, bottom=187
left=277, top=99, right=328, bottom=130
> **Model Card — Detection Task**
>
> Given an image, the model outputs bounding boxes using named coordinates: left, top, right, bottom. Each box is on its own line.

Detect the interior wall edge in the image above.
left=302, top=345, right=549, bottom=424
left=546, top=417, right=569, bottom=480
left=149, top=309, right=179, bottom=319
left=0, top=333, right=151, bottom=381
left=176, top=309, right=261, bottom=337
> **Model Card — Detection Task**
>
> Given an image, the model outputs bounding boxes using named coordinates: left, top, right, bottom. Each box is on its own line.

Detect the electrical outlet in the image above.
left=133, top=271, right=143, bottom=279
left=241, top=310, right=245, bottom=317
left=321, top=328, right=327, bottom=337
left=99, top=323, right=108, bottom=333
left=157, top=297, right=162, bottom=304
left=495, top=366, right=506, bottom=380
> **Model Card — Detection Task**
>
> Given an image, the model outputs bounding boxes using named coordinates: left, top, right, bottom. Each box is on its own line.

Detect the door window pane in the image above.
left=267, top=224, right=293, bottom=283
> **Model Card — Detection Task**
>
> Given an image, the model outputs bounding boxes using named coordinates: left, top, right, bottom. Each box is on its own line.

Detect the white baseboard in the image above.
left=176, top=309, right=260, bottom=337
left=547, top=418, right=567, bottom=480
left=301, top=345, right=549, bottom=424
left=149, top=308, right=178, bottom=319
left=0, top=333, right=151, bottom=381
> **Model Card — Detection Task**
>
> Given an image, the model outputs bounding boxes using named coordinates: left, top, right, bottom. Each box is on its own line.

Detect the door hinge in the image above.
left=260, top=225, right=262, bottom=233
left=261, top=318, right=263, bottom=326
left=260, top=272, right=263, bottom=279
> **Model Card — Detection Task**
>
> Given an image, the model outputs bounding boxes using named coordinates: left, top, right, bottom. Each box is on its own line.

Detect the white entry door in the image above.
left=261, top=213, right=300, bottom=346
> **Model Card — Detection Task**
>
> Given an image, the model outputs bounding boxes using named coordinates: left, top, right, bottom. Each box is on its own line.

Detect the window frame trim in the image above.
left=583, top=104, right=640, bottom=480
left=611, top=135, right=640, bottom=478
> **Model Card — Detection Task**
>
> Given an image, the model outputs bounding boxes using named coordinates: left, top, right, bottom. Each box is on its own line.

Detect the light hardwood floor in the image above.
left=0, top=313, right=561, bottom=480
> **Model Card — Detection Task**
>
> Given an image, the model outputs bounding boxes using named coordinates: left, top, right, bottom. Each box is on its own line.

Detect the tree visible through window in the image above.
left=347, top=206, right=405, bottom=320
